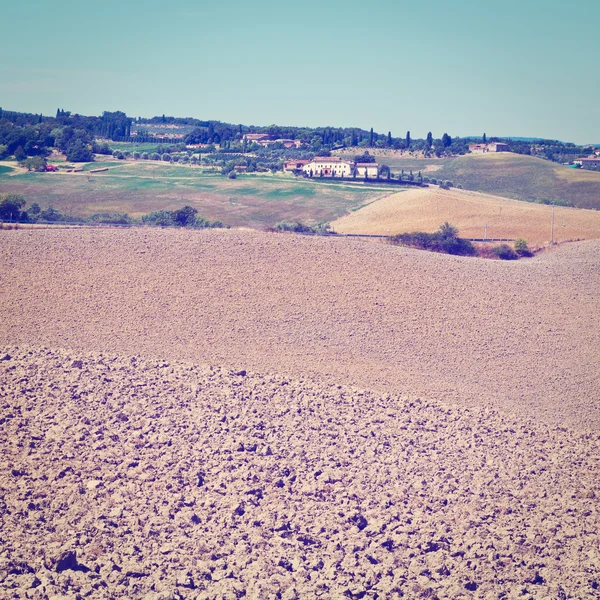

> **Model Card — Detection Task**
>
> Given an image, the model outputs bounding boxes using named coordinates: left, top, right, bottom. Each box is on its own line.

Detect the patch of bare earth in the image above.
left=1, top=348, right=598, bottom=598
left=1, top=229, right=599, bottom=598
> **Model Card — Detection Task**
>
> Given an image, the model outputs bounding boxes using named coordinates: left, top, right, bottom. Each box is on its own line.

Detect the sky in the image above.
left=1, top=0, right=598, bottom=143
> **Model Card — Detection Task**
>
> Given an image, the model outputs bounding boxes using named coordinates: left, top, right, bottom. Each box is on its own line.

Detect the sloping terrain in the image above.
left=0, top=160, right=392, bottom=228
left=0, top=228, right=598, bottom=430
left=1, top=228, right=599, bottom=599
left=1, top=347, right=598, bottom=599
left=331, top=186, right=600, bottom=244
left=339, top=151, right=600, bottom=210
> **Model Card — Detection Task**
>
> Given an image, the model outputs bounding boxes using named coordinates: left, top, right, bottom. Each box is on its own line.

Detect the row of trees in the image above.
left=389, top=223, right=532, bottom=260
left=0, top=194, right=226, bottom=229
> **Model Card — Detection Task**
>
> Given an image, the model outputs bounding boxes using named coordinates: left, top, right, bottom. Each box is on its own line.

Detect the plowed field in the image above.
left=1, top=229, right=599, bottom=598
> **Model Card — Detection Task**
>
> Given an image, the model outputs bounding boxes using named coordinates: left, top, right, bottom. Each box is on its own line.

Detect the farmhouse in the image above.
left=302, top=157, right=355, bottom=178
left=283, top=160, right=310, bottom=173
left=242, top=134, right=302, bottom=148
left=469, top=144, right=488, bottom=154
left=577, top=157, right=600, bottom=170
left=243, top=133, right=272, bottom=144
left=469, top=142, right=510, bottom=153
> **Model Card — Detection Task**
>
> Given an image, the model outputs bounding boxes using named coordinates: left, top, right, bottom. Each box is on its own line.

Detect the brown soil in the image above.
left=1, top=228, right=598, bottom=430
left=1, top=228, right=599, bottom=598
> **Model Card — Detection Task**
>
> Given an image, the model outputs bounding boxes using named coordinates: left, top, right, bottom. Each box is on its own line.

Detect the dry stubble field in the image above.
left=1, top=228, right=599, bottom=599
left=332, top=187, right=600, bottom=244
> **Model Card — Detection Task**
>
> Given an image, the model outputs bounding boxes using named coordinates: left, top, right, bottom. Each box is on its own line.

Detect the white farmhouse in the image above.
left=355, top=163, right=379, bottom=179
left=302, top=156, right=354, bottom=177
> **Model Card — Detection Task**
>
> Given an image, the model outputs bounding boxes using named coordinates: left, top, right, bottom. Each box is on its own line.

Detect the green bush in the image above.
left=141, top=206, right=226, bottom=229
left=87, top=213, right=132, bottom=225
left=0, top=193, right=26, bottom=221
left=273, top=221, right=313, bottom=233
left=493, top=243, right=518, bottom=260
left=514, top=238, right=531, bottom=256
left=390, top=222, right=476, bottom=256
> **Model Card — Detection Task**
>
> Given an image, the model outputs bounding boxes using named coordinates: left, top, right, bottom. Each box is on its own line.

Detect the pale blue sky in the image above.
left=1, top=0, right=598, bottom=143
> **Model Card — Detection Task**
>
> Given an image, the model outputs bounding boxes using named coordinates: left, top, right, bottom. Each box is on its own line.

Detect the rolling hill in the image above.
left=339, top=151, right=600, bottom=210
left=331, top=186, right=600, bottom=245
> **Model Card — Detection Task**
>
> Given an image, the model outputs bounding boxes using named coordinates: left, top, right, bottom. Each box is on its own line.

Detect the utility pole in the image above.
left=551, top=205, right=555, bottom=244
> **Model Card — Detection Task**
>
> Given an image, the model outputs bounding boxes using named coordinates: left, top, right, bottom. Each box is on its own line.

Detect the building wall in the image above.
left=581, top=159, right=600, bottom=169
left=355, top=165, right=379, bottom=178
left=303, top=161, right=353, bottom=177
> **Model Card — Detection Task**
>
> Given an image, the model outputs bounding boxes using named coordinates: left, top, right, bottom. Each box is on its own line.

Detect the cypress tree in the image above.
left=369, top=127, right=374, bottom=147
left=387, top=131, right=392, bottom=146
left=406, top=131, right=411, bottom=148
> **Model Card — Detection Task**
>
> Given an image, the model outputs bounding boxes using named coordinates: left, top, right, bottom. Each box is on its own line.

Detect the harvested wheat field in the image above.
left=332, top=187, right=600, bottom=245
left=1, top=228, right=600, bottom=598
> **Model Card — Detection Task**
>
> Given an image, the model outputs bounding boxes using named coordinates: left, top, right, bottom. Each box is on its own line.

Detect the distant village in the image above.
left=123, top=124, right=600, bottom=174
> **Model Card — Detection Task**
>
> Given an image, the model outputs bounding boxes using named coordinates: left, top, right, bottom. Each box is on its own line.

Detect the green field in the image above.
left=341, top=152, right=600, bottom=210
left=0, top=159, right=398, bottom=228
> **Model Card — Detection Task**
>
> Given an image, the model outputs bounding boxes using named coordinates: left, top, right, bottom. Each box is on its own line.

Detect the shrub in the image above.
left=390, top=222, right=475, bottom=256
left=132, top=152, right=140, bottom=160
left=0, top=193, right=26, bottom=221
left=514, top=238, right=531, bottom=256
left=87, top=213, right=132, bottom=225
left=40, top=207, right=65, bottom=222
left=141, top=152, right=149, bottom=160
left=14, top=146, right=27, bottom=161
left=493, top=243, right=518, bottom=260
left=141, top=206, right=226, bottom=229
left=475, top=244, right=497, bottom=259
left=228, top=171, right=237, bottom=179
left=24, top=156, right=47, bottom=172
left=273, top=221, right=313, bottom=233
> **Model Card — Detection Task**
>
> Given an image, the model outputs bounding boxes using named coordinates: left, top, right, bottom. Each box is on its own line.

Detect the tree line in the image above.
left=0, top=194, right=226, bottom=229
left=0, top=106, right=594, bottom=166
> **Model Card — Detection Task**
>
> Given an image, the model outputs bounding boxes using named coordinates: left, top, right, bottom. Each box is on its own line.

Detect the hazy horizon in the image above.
left=1, top=0, right=598, bottom=145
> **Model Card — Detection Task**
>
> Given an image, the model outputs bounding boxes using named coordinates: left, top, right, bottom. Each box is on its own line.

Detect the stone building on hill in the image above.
left=469, top=142, right=510, bottom=153
left=302, top=157, right=356, bottom=177
left=574, top=156, right=600, bottom=170
left=301, top=157, right=379, bottom=178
